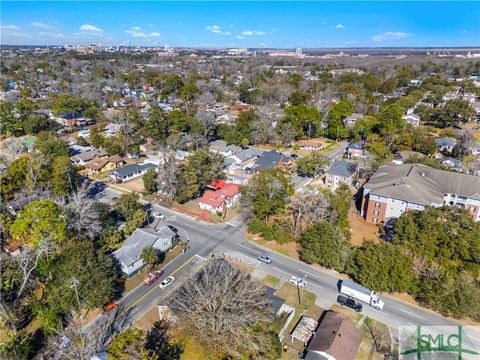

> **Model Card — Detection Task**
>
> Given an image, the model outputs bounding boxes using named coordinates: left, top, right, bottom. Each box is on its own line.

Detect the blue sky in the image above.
left=1, top=1, right=479, bottom=47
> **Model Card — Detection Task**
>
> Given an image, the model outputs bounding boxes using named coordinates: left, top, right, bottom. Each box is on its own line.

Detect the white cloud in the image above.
left=80, top=24, right=103, bottom=32
left=32, top=22, right=53, bottom=29
left=149, top=23, right=154, bottom=27
left=372, top=31, right=411, bottom=42
left=206, top=25, right=231, bottom=36
left=335, top=24, right=345, bottom=29
left=125, top=28, right=160, bottom=38
left=259, top=42, right=267, bottom=47
left=241, top=30, right=266, bottom=36
left=1, top=25, right=20, bottom=30
left=149, top=32, right=161, bottom=37
left=237, top=35, right=246, bottom=40
left=131, top=26, right=141, bottom=31
left=345, top=40, right=359, bottom=45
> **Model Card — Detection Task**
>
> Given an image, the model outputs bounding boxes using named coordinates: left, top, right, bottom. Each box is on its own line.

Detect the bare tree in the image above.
left=25, top=154, right=48, bottom=195
left=13, top=240, right=52, bottom=298
left=157, top=153, right=178, bottom=200
left=168, top=259, right=273, bottom=357
left=289, top=188, right=330, bottom=237
left=62, top=183, right=102, bottom=241
left=196, top=110, right=217, bottom=139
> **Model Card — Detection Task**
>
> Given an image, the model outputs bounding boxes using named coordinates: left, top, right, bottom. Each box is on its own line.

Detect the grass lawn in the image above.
left=276, top=283, right=324, bottom=333
left=173, top=199, right=241, bottom=223
left=124, top=243, right=186, bottom=293
left=263, top=275, right=281, bottom=288
left=247, top=232, right=300, bottom=259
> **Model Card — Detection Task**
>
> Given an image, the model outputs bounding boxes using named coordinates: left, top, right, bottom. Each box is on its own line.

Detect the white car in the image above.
left=258, top=254, right=272, bottom=264
left=159, top=276, right=175, bottom=289
left=289, top=276, right=306, bottom=288
left=152, top=212, right=165, bottom=220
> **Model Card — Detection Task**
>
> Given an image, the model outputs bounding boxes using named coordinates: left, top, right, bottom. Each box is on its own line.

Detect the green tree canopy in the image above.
left=296, top=151, right=329, bottom=177
left=9, top=200, right=67, bottom=247
left=326, top=99, right=353, bottom=140
left=281, top=104, right=322, bottom=139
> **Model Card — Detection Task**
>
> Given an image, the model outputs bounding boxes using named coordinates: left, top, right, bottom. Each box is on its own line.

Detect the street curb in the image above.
left=243, top=234, right=477, bottom=326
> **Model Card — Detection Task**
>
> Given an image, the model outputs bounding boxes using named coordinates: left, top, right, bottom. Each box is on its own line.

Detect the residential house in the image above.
left=409, top=79, right=422, bottom=87
left=343, top=113, right=363, bottom=128
left=224, top=147, right=264, bottom=181
left=112, top=226, right=177, bottom=276
left=402, top=112, right=421, bottom=127
left=298, top=140, right=324, bottom=151
left=55, top=112, right=86, bottom=127
left=440, top=157, right=464, bottom=172
left=324, top=160, right=359, bottom=190
left=472, top=161, right=480, bottom=177
left=209, top=140, right=241, bottom=157
left=472, top=101, right=480, bottom=115
left=392, top=150, right=424, bottom=165
left=71, top=149, right=108, bottom=165
left=85, top=155, right=124, bottom=175
left=304, top=311, right=362, bottom=360
left=175, top=150, right=191, bottom=161
left=347, top=141, right=364, bottom=159
left=442, top=91, right=458, bottom=101
left=110, top=163, right=157, bottom=182
left=198, top=182, right=240, bottom=214
left=463, top=93, right=477, bottom=104
left=253, top=150, right=293, bottom=173
left=104, top=123, right=123, bottom=137
left=263, top=287, right=288, bottom=317
left=361, top=164, right=480, bottom=224
left=435, top=137, right=456, bottom=153
left=77, top=129, right=91, bottom=138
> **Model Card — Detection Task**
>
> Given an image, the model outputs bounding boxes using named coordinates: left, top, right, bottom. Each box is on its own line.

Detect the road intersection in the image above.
left=90, top=186, right=480, bottom=344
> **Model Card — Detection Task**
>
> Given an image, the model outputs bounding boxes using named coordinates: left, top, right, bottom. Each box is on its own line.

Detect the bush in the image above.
left=247, top=219, right=292, bottom=244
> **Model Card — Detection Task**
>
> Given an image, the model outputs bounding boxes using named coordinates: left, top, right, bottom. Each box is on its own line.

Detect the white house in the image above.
left=402, top=113, right=421, bottom=127
left=110, top=163, right=157, bottom=182
left=112, top=226, right=177, bottom=276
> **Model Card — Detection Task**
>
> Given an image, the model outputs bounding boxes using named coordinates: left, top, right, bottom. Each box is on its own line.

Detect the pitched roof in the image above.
left=231, top=148, right=264, bottom=163
left=86, top=155, right=123, bottom=170
left=112, top=226, right=176, bottom=266
left=435, top=137, right=456, bottom=147
left=305, top=311, right=362, bottom=360
left=72, top=149, right=108, bottom=162
left=349, top=141, right=363, bottom=150
left=254, top=150, right=289, bottom=171
left=326, top=160, right=358, bottom=178
left=364, top=164, right=480, bottom=205
left=111, top=163, right=156, bottom=178
left=199, top=183, right=240, bottom=207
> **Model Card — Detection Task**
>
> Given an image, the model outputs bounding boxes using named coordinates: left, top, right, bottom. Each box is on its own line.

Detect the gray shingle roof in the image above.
left=364, top=164, right=480, bottom=205
left=111, top=163, right=156, bottom=178
left=112, top=226, right=176, bottom=266
left=232, top=148, right=264, bottom=163
left=327, top=160, right=358, bottom=178
left=254, top=150, right=289, bottom=171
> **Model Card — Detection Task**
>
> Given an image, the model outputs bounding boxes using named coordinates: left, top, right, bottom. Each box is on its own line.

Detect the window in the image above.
left=374, top=202, right=381, bottom=208
left=373, top=210, right=379, bottom=215
left=372, top=217, right=378, bottom=223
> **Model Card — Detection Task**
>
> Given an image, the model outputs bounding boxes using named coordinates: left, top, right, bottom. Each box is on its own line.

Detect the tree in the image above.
left=296, top=151, right=329, bottom=177
left=141, top=246, right=158, bottom=270
left=123, top=209, right=148, bottom=237
left=157, top=153, right=178, bottom=200
left=46, top=241, right=118, bottom=314
left=0, top=330, right=32, bottom=360
left=115, top=193, right=144, bottom=221
left=0, top=102, right=22, bottom=137
left=346, top=241, right=418, bottom=293
left=281, top=104, right=322, bottom=139
left=300, top=221, right=350, bottom=271
left=51, top=94, right=87, bottom=115
left=143, top=168, right=157, bottom=193
left=452, top=129, right=475, bottom=159
left=107, top=329, right=158, bottom=360
left=34, top=131, right=70, bottom=161
left=50, top=156, right=78, bottom=196
left=329, top=184, right=352, bottom=238
left=168, top=259, right=275, bottom=358
left=430, top=99, right=474, bottom=128
left=240, top=169, right=291, bottom=222
left=326, top=99, right=352, bottom=140
left=9, top=200, right=67, bottom=247
left=288, top=187, right=330, bottom=237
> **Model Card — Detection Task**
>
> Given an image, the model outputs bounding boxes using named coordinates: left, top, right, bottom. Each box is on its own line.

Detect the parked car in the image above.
left=153, top=212, right=165, bottom=220
left=159, top=276, right=175, bottom=289
left=103, top=303, right=118, bottom=312
left=337, top=295, right=363, bottom=312
left=144, top=270, right=164, bottom=286
left=289, top=276, right=306, bottom=288
left=258, top=254, right=272, bottom=264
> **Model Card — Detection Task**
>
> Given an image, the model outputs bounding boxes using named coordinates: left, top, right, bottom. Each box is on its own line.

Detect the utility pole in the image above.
left=70, top=277, right=81, bottom=310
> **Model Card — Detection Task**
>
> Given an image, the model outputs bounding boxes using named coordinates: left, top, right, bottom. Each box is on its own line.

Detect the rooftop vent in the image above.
left=420, top=172, right=426, bottom=177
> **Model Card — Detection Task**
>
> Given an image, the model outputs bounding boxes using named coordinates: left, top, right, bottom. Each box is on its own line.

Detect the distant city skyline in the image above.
left=1, top=1, right=479, bottom=48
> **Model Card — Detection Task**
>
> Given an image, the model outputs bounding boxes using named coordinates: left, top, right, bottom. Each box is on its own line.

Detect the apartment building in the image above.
left=361, top=164, right=480, bottom=223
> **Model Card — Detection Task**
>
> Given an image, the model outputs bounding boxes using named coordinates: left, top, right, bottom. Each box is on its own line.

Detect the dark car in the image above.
left=337, top=295, right=363, bottom=312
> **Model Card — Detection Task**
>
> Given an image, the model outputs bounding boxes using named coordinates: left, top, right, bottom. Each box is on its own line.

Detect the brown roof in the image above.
left=298, top=140, right=324, bottom=148
left=86, top=155, right=123, bottom=170
left=305, top=311, right=362, bottom=360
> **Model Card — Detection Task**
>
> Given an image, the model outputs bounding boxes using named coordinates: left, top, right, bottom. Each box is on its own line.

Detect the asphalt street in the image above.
left=90, top=186, right=480, bottom=346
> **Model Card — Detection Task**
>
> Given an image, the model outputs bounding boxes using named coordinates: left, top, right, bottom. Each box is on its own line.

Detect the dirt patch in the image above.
left=134, top=306, right=160, bottom=331
left=225, top=257, right=255, bottom=273
left=263, top=275, right=281, bottom=288
left=349, top=212, right=380, bottom=246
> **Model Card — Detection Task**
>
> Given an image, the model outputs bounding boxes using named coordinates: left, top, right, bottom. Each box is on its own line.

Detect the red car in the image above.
left=144, top=270, right=164, bottom=286
left=103, top=303, right=118, bottom=312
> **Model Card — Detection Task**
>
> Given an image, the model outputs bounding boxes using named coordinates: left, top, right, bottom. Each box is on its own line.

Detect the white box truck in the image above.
left=339, top=280, right=384, bottom=310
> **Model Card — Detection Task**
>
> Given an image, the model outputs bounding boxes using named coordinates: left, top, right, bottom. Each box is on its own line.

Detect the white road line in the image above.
left=238, top=243, right=251, bottom=250
left=196, top=254, right=207, bottom=261
left=407, top=322, right=417, bottom=326
left=308, top=282, right=323, bottom=289
left=398, top=308, right=425, bottom=319
left=272, top=267, right=292, bottom=277
left=301, top=269, right=325, bottom=279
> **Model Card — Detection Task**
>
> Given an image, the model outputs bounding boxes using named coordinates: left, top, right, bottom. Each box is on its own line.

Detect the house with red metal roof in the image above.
left=199, top=182, right=240, bottom=214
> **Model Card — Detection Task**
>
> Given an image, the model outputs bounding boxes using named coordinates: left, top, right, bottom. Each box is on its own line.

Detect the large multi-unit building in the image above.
left=361, top=164, right=480, bottom=223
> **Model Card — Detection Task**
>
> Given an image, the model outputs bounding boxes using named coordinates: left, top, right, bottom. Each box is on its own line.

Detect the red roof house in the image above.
left=199, top=183, right=240, bottom=214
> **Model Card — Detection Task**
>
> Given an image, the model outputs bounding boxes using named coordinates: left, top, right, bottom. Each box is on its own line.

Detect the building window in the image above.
left=373, top=210, right=379, bottom=215
left=372, top=217, right=378, bottom=223
left=374, top=202, right=381, bottom=208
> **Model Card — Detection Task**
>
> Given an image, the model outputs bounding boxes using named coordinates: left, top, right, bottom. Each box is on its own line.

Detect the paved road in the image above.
left=90, top=186, right=480, bottom=344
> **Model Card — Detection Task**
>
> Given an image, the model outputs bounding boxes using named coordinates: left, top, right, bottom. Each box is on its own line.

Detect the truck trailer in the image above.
left=339, top=280, right=384, bottom=310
